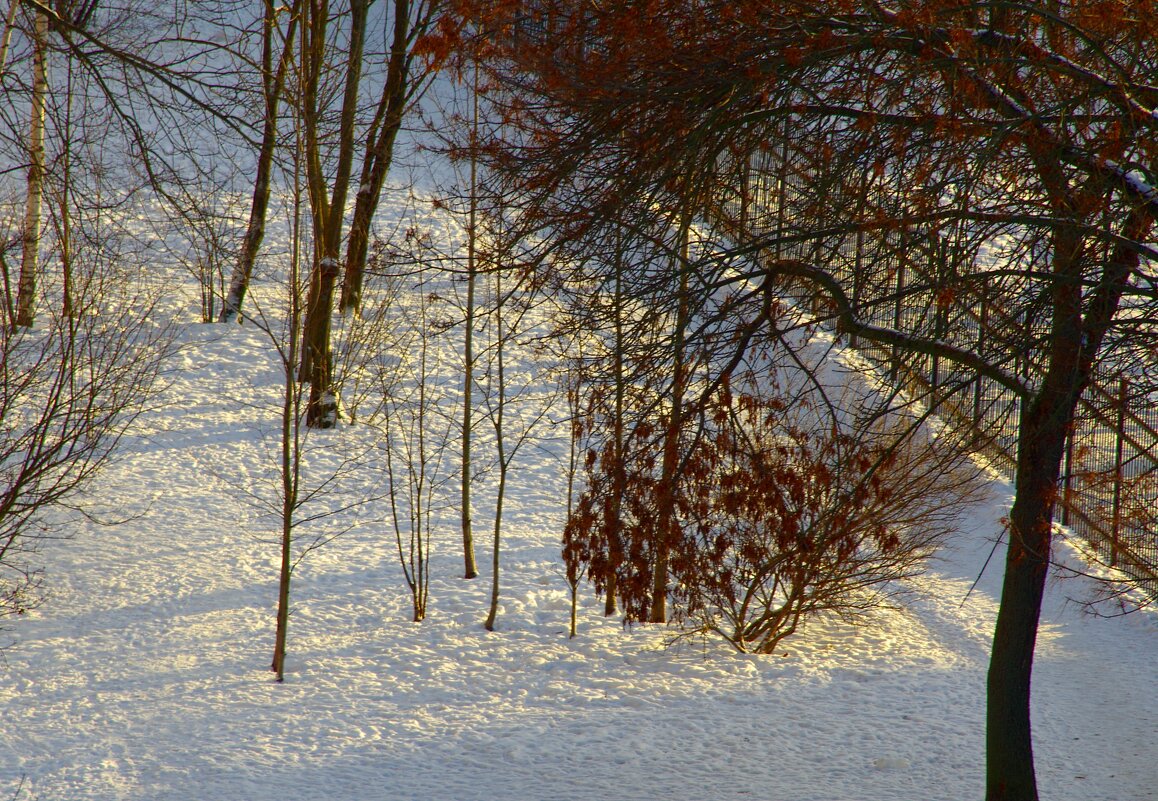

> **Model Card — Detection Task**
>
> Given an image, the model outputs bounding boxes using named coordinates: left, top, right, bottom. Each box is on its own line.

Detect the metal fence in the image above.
left=711, top=146, right=1158, bottom=601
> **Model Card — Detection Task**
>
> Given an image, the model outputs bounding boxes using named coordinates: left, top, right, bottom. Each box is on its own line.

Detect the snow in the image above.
left=2, top=243, right=1157, bottom=801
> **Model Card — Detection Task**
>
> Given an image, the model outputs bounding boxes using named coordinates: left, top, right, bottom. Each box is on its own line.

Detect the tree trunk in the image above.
left=272, top=160, right=305, bottom=683
left=604, top=245, right=627, bottom=617
left=299, top=0, right=368, bottom=427
left=15, top=8, right=47, bottom=329
left=0, top=0, right=20, bottom=80
left=985, top=400, right=1065, bottom=801
left=339, top=0, right=413, bottom=316
left=649, top=216, right=691, bottom=623
left=986, top=213, right=1085, bottom=800
left=485, top=281, right=506, bottom=631
left=271, top=499, right=293, bottom=681
left=221, top=0, right=299, bottom=324
left=303, top=256, right=340, bottom=427
left=459, top=56, right=480, bottom=579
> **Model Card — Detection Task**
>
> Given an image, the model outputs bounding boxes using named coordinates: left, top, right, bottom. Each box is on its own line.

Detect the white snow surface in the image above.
left=2, top=291, right=1157, bottom=801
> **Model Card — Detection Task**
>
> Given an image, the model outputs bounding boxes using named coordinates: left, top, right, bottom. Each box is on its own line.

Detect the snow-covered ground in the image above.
left=1, top=264, right=1157, bottom=801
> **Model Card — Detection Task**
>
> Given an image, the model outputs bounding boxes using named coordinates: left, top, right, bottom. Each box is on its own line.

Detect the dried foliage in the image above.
left=566, top=346, right=982, bottom=653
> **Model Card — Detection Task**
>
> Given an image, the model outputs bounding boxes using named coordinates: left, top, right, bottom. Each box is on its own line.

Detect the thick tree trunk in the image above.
left=303, top=257, right=340, bottom=428
left=298, top=0, right=368, bottom=427
left=338, top=111, right=404, bottom=315
left=985, top=398, right=1066, bottom=801
left=985, top=202, right=1151, bottom=800
left=986, top=215, right=1086, bottom=801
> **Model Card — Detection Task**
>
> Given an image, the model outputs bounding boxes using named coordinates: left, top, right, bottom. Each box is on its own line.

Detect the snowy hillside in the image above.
left=1, top=277, right=1156, bottom=801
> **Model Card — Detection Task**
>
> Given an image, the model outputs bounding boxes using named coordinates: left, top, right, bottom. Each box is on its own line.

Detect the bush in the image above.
left=565, top=365, right=983, bottom=653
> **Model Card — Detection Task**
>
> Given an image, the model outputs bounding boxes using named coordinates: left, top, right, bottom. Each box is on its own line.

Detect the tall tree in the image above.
left=14, top=5, right=47, bottom=328
left=459, top=56, right=481, bottom=579
left=452, top=2, right=1158, bottom=798
left=296, top=0, right=442, bottom=428
left=297, top=0, right=370, bottom=428
left=220, top=0, right=303, bottom=324
left=338, top=0, right=441, bottom=316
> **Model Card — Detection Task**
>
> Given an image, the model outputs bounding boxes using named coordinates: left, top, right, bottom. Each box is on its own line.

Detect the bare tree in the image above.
left=219, top=0, right=302, bottom=325
left=362, top=262, right=456, bottom=623
left=296, top=0, right=442, bottom=428
left=477, top=254, right=558, bottom=631
left=236, top=199, right=382, bottom=682
left=453, top=3, right=1158, bottom=797
left=0, top=264, right=169, bottom=631
left=13, top=4, right=46, bottom=328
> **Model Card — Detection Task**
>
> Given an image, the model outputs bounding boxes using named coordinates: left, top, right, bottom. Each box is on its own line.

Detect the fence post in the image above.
left=974, top=296, right=987, bottom=422
left=891, top=259, right=905, bottom=384
left=774, top=122, right=789, bottom=261
left=1111, top=377, right=1127, bottom=567
left=740, top=156, right=750, bottom=233
left=891, top=213, right=907, bottom=385
left=1061, top=422, right=1074, bottom=527
left=851, top=225, right=863, bottom=349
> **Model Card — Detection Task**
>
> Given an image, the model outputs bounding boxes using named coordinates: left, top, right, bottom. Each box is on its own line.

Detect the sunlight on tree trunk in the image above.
left=460, top=58, right=481, bottom=580
left=15, top=7, right=47, bottom=328
left=221, top=0, right=300, bottom=325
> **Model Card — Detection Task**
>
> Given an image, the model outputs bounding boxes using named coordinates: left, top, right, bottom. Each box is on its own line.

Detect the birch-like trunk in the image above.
left=15, top=8, right=47, bottom=328
left=0, top=0, right=20, bottom=80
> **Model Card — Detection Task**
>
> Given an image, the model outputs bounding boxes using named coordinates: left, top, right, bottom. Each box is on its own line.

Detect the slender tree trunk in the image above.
left=339, top=0, right=413, bottom=316
left=272, top=470, right=294, bottom=680
left=0, top=2, right=27, bottom=322
left=460, top=256, right=478, bottom=577
left=15, top=8, right=47, bottom=328
left=460, top=58, right=480, bottom=579
left=273, top=138, right=306, bottom=683
left=221, top=0, right=300, bottom=324
left=649, top=215, right=691, bottom=623
left=565, top=368, right=582, bottom=637
left=0, top=0, right=20, bottom=80
left=604, top=243, right=627, bottom=617
left=485, top=273, right=506, bottom=630
left=58, top=57, right=75, bottom=318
